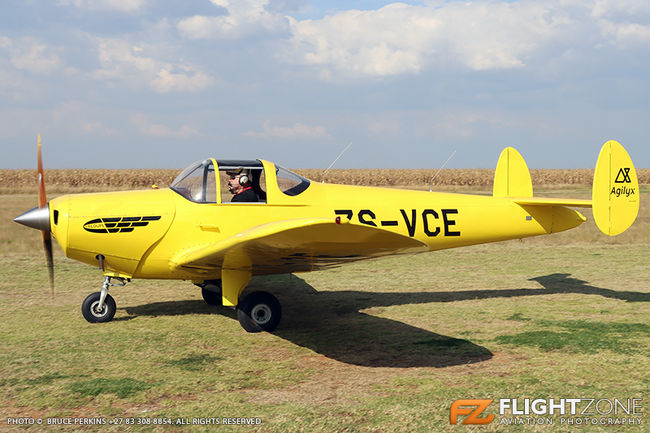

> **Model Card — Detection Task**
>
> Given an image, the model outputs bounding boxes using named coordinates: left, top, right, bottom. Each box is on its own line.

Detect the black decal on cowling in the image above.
left=83, top=216, right=161, bottom=233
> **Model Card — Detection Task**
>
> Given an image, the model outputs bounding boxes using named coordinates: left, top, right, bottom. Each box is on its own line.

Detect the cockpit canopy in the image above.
left=170, top=159, right=216, bottom=203
left=170, top=159, right=310, bottom=203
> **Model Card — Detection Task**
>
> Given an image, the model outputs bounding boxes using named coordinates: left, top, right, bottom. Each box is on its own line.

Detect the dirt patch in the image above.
left=241, top=353, right=451, bottom=406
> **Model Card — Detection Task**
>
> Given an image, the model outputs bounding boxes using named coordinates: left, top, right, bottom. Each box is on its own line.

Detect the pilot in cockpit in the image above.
left=226, top=168, right=259, bottom=202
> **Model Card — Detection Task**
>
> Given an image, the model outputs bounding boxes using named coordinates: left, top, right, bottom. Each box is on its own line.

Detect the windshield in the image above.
left=171, top=159, right=216, bottom=203
left=276, top=166, right=310, bottom=196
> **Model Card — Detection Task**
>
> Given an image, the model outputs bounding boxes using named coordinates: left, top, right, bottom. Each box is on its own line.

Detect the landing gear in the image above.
left=81, top=276, right=126, bottom=323
left=197, top=279, right=222, bottom=306
left=197, top=278, right=281, bottom=332
left=236, top=291, right=282, bottom=333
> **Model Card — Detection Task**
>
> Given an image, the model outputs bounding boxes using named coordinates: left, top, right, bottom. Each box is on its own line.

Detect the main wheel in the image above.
left=237, top=291, right=282, bottom=333
left=82, top=292, right=116, bottom=323
left=201, top=280, right=222, bottom=306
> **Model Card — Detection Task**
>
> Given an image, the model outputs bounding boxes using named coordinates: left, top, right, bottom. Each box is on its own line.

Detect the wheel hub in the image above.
left=251, top=304, right=271, bottom=325
left=90, top=301, right=107, bottom=317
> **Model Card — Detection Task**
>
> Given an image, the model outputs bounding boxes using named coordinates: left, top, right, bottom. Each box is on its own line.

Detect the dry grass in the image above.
left=2, top=168, right=649, bottom=193
left=0, top=169, right=179, bottom=193
left=1, top=243, right=648, bottom=432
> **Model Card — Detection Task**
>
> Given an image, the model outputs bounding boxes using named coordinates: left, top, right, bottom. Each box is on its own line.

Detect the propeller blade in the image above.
left=37, top=134, right=47, bottom=208
left=37, top=134, right=54, bottom=296
left=43, top=235, right=54, bottom=297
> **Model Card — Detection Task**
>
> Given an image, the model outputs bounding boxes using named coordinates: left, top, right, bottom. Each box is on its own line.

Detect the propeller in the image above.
left=37, top=134, right=55, bottom=296
left=13, top=135, right=55, bottom=295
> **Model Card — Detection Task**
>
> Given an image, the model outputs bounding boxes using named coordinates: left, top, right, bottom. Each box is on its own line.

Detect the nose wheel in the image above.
left=237, top=291, right=281, bottom=333
left=81, top=276, right=126, bottom=323
left=82, top=292, right=116, bottom=323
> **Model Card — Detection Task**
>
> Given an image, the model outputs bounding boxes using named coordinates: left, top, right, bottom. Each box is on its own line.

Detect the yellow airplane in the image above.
left=14, top=137, right=639, bottom=332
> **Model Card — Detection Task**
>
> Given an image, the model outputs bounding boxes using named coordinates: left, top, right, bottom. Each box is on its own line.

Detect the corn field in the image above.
left=1, top=168, right=648, bottom=193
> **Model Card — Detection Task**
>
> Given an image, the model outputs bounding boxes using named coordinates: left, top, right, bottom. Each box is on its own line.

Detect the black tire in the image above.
left=200, top=280, right=222, bottom=305
left=202, top=287, right=222, bottom=305
left=82, top=292, right=116, bottom=323
left=237, top=291, right=282, bottom=333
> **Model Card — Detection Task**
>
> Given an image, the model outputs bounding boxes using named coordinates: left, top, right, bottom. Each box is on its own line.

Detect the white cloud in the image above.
left=0, top=37, right=62, bottom=74
left=590, top=0, right=650, bottom=19
left=58, top=0, right=148, bottom=13
left=280, top=0, right=650, bottom=78
left=177, top=0, right=289, bottom=39
left=599, top=21, right=650, bottom=47
left=92, top=38, right=212, bottom=93
left=367, top=118, right=401, bottom=136
left=283, top=2, right=574, bottom=77
left=82, top=121, right=117, bottom=136
left=131, top=113, right=200, bottom=138
left=245, top=121, right=329, bottom=139
left=151, top=66, right=213, bottom=93
left=586, top=0, right=650, bottom=47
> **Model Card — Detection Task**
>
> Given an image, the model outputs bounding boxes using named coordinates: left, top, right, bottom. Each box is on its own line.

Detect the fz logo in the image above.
left=450, top=399, right=494, bottom=425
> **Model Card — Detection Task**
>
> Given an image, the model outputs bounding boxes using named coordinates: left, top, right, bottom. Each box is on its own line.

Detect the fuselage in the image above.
left=46, top=159, right=585, bottom=281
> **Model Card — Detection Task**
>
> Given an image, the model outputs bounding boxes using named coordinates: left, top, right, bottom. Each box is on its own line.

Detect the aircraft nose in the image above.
left=14, top=205, right=51, bottom=232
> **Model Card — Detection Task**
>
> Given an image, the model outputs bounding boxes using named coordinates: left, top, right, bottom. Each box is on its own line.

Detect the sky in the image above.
left=1, top=0, right=649, bottom=169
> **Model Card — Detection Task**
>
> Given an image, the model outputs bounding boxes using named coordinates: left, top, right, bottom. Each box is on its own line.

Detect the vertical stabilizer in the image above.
left=592, top=140, right=639, bottom=236
left=493, top=147, right=533, bottom=198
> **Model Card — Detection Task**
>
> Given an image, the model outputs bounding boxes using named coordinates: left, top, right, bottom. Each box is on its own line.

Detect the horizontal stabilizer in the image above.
left=513, top=198, right=592, bottom=208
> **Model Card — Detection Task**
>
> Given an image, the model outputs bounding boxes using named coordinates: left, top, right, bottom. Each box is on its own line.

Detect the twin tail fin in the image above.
left=492, top=140, right=639, bottom=236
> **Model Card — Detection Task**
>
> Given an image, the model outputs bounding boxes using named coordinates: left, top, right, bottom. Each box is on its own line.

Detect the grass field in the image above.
left=1, top=180, right=648, bottom=432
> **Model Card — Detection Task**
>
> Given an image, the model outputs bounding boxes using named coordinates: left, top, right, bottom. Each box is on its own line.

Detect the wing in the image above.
left=171, top=218, right=428, bottom=275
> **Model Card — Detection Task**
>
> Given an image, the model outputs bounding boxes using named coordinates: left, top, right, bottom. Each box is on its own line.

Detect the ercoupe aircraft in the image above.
left=15, top=138, right=639, bottom=332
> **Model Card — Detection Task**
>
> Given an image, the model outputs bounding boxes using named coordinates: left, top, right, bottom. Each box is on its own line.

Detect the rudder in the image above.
left=592, top=140, right=639, bottom=236
left=493, top=147, right=533, bottom=197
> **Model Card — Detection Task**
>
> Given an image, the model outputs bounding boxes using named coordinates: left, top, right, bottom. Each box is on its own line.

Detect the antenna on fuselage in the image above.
left=322, top=142, right=352, bottom=183
left=428, top=150, right=456, bottom=192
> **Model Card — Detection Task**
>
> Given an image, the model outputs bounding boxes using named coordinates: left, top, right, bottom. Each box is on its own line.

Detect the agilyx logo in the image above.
left=450, top=399, right=494, bottom=425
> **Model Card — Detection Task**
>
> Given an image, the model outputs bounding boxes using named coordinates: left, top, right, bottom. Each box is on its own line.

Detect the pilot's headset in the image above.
left=237, top=168, right=250, bottom=186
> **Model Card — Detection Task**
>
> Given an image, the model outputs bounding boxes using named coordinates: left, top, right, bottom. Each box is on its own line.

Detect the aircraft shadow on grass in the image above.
left=124, top=272, right=648, bottom=368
